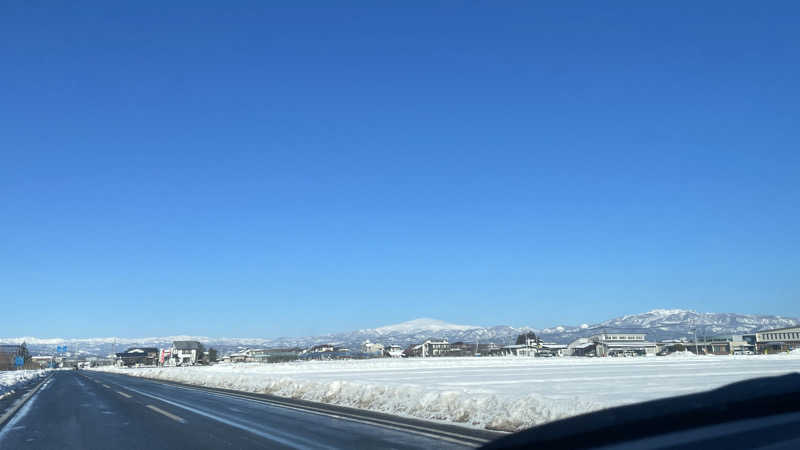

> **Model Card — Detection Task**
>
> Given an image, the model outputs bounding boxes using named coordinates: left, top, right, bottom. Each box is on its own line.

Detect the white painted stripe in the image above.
left=157, top=382, right=489, bottom=445
left=102, top=384, right=110, bottom=389
left=130, top=382, right=483, bottom=447
left=126, top=387, right=328, bottom=450
left=98, top=372, right=492, bottom=446
left=117, top=391, right=132, bottom=399
left=146, top=405, right=186, bottom=423
left=202, top=390, right=483, bottom=446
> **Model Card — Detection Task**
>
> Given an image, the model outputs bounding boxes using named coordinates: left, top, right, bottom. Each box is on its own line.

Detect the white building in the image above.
left=172, top=341, right=204, bottom=365
left=590, top=333, right=657, bottom=357
left=361, top=341, right=384, bottom=355
left=498, top=344, right=537, bottom=357
left=384, top=345, right=404, bottom=358
left=406, top=339, right=450, bottom=357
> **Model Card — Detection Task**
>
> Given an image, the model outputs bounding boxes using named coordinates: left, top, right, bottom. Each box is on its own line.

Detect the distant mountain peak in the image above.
left=5, top=309, right=799, bottom=357
left=372, top=318, right=478, bottom=334
left=645, top=308, right=695, bottom=316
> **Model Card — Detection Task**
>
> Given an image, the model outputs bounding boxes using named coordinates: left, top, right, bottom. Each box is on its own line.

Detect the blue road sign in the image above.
left=14, top=356, right=24, bottom=367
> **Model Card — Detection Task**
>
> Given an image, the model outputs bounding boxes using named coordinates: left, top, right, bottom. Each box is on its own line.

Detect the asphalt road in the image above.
left=0, top=371, right=498, bottom=450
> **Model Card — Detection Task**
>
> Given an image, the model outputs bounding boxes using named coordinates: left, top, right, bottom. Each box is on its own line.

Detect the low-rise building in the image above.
left=538, top=343, right=568, bottom=357
left=476, top=343, right=500, bottom=355
left=592, top=333, right=657, bottom=357
left=116, top=347, right=159, bottom=366
left=405, top=339, right=451, bottom=357
left=690, top=335, right=756, bottom=355
left=361, top=341, right=384, bottom=355
left=568, top=334, right=656, bottom=357
left=496, top=344, right=536, bottom=357
left=384, top=345, right=404, bottom=358
left=173, top=341, right=205, bottom=365
left=31, top=355, right=53, bottom=368
left=307, top=344, right=335, bottom=353
left=756, top=326, right=800, bottom=354
left=567, top=338, right=597, bottom=356
left=446, top=342, right=477, bottom=357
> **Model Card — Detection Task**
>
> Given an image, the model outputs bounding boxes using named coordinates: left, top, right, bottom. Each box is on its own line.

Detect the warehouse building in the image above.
left=569, top=333, right=657, bottom=357
left=756, top=326, right=800, bottom=354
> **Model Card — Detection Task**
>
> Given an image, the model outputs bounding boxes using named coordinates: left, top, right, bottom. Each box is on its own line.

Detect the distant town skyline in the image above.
left=2, top=3, right=799, bottom=338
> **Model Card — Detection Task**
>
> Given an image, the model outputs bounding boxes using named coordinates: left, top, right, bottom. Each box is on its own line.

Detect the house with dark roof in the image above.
left=115, top=347, right=159, bottom=367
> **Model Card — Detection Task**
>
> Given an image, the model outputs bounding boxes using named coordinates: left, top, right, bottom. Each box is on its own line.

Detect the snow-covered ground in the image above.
left=92, top=354, right=800, bottom=431
left=0, top=370, right=47, bottom=400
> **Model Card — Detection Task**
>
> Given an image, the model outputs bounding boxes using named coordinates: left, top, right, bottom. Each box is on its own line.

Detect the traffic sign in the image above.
left=14, top=356, right=24, bottom=367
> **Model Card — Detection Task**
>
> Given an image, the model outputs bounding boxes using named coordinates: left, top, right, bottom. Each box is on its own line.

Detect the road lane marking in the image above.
left=146, top=405, right=186, bottom=424
left=102, top=372, right=491, bottom=447
left=117, top=391, right=132, bottom=399
left=201, top=390, right=483, bottom=446
left=127, top=387, right=326, bottom=449
left=102, top=384, right=111, bottom=389
left=158, top=381, right=491, bottom=446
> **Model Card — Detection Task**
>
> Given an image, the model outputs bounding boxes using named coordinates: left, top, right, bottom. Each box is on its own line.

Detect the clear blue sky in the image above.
left=2, top=2, right=798, bottom=338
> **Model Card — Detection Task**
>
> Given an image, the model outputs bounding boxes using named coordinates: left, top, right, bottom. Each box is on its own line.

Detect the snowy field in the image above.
left=93, top=354, right=800, bottom=431
left=0, top=370, right=47, bottom=400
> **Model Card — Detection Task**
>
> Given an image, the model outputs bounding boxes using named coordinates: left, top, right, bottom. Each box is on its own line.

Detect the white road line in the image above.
left=102, top=384, right=110, bottom=389
left=146, top=405, right=186, bottom=423
left=126, top=386, right=329, bottom=450
left=128, top=381, right=484, bottom=447
left=204, top=390, right=484, bottom=446
left=117, top=391, right=132, bottom=399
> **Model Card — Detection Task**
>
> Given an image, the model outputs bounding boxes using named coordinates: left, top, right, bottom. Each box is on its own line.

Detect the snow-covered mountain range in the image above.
left=4, top=309, right=798, bottom=356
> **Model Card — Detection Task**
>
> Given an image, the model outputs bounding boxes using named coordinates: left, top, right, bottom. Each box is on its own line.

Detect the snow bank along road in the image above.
left=0, top=370, right=499, bottom=450
left=94, top=354, right=800, bottom=431
left=0, top=370, right=47, bottom=400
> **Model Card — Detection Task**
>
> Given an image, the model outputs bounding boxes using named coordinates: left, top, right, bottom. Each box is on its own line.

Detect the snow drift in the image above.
left=0, top=370, right=47, bottom=399
left=92, top=354, right=800, bottom=431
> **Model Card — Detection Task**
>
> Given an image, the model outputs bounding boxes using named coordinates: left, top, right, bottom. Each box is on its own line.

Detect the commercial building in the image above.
left=592, top=333, right=657, bottom=357
left=405, top=339, right=451, bottom=357
left=568, top=334, right=657, bottom=357
left=756, top=327, right=800, bottom=354
left=698, top=335, right=756, bottom=355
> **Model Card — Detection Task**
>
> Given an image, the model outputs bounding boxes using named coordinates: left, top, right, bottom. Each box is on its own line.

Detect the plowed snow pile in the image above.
left=93, top=354, right=800, bottom=431
left=0, top=370, right=47, bottom=399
